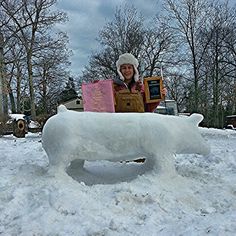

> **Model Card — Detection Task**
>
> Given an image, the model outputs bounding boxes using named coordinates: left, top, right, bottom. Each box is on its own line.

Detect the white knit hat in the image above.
left=116, top=53, right=139, bottom=82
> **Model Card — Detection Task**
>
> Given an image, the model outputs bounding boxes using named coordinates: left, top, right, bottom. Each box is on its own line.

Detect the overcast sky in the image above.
left=55, top=0, right=162, bottom=77
left=55, top=0, right=235, bottom=77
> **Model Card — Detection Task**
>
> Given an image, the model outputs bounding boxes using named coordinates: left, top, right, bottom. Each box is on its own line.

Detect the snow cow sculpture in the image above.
left=42, top=105, right=210, bottom=175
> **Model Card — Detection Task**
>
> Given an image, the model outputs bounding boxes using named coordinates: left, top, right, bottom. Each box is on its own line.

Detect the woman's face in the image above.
left=120, top=64, right=134, bottom=82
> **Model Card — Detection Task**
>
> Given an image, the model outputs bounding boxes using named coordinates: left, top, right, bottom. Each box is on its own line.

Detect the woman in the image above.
left=113, top=53, right=166, bottom=112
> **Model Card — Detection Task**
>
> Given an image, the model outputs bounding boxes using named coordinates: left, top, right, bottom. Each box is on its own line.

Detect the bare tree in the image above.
left=3, top=36, right=28, bottom=113
left=163, top=0, right=212, bottom=112
left=199, top=1, right=236, bottom=127
left=34, top=32, right=72, bottom=114
left=1, top=0, right=67, bottom=118
left=0, top=31, right=8, bottom=116
left=81, top=4, right=145, bottom=82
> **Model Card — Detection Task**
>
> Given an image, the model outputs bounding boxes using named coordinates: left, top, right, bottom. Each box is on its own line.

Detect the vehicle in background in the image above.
left=225, top=124, right=235, bottom=130
left=154, top=100, right=178, bottom=116
left=225, top=115, right=236, bottom=130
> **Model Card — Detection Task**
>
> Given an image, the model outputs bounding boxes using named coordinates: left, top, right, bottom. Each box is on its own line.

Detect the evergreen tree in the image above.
left=59, top=77, right=78, bottom=103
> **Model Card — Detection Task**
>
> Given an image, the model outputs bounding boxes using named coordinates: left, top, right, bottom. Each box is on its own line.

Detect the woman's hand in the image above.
left=161, top=87, right=167, bottom=96
left=135, top=80, right=143, bottom=91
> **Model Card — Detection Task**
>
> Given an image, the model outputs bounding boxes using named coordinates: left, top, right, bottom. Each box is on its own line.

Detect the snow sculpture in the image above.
left=42, top=105, right=210, bottom=175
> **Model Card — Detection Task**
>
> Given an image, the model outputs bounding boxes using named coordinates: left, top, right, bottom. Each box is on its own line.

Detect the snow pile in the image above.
left=9, top=113, right=25, bottom=121
left=0, top=118, right=236, bottom=235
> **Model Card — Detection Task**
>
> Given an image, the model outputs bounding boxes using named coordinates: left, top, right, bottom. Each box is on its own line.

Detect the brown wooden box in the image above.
left=144, top=76, right=163, bottom=103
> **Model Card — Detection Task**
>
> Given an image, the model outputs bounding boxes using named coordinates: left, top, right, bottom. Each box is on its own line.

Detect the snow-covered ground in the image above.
left=0, top=128, right=236, bottom=235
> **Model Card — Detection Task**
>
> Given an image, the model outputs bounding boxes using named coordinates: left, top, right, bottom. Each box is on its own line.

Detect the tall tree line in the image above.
left=0, top=0, right=71, bottom=119
left=81, top=0, right=236, bottom=128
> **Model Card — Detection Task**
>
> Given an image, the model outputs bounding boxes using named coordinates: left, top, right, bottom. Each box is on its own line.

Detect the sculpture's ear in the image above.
left=57, top=105, right=68, bottom=113
left=188, top=113, right=204, bottom=126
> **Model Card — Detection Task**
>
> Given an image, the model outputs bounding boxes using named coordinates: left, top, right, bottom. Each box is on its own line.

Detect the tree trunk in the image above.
left=27, top=53, right=36, bottom=119
left=16, top=71, right=21, bottom=113
left=8, top=85, right=16, bottom=113
left=0, top=32, right=8, bottom=116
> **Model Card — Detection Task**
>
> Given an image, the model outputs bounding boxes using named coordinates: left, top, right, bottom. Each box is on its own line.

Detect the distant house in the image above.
left=62, top=97, right=84, bottom=112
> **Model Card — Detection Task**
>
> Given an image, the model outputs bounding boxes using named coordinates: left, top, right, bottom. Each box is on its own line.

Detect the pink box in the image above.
left=82, top=79, right=115, bottom=112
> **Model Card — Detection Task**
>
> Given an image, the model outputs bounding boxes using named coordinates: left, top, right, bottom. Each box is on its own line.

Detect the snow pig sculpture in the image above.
left=42, top=105, right=210, bottom=174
